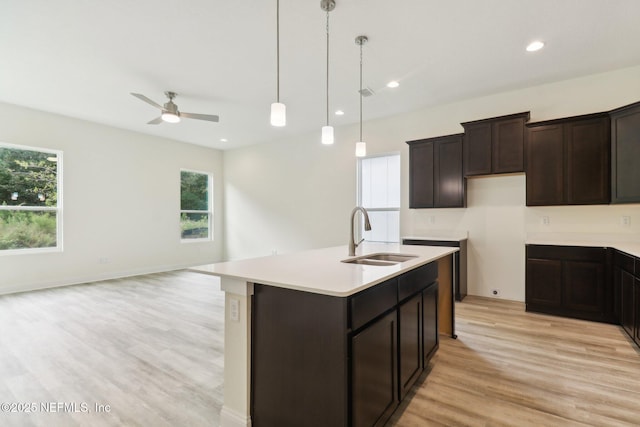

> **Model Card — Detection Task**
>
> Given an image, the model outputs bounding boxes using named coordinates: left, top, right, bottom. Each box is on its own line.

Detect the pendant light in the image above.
left=320, top=0, right=335, bottom=145
left=355, top=35, right=368, bottom=157
left=270, top=0, right=286, bottom=127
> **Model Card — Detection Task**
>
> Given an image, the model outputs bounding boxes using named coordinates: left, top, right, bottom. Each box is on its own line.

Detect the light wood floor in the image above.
left=2, top=273, right=640, bottom=427
left=0, top=271, right=224, bottom=427
left=390, top=296, right=640, bottom=427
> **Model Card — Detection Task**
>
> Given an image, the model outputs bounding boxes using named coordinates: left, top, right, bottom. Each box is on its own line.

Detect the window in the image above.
left=358, top=153, right=400, bottom=243
left=0, top=143, right=62, bottom=253
left=180, top=170, right=212, bottom=241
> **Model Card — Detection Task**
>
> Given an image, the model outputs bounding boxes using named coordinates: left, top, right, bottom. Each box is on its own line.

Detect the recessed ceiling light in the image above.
left=335, top=110, right=345, bottom=116
left=386, top=81, right=399, bottom=88
left=220, top=138, right=228, bottom=142
left=526, top=41, right=545, bottom=52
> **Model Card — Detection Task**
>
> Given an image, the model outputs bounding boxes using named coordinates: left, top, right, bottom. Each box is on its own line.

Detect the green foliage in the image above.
left=0, top=210, right=57, bottom=250
left=180, top=213, right=209, bottom=239
left=0, top=146, right=58, bottom=207
left=180, top=171, right=208, bottom=210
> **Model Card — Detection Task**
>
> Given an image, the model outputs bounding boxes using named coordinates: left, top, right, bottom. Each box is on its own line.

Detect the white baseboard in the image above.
left=220, top=406, right=251, bottom=427
left=0, top=261, right=214, bottom=296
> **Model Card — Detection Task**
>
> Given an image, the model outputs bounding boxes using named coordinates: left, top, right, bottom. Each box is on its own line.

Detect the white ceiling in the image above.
left=2, top=0, right=640, bottom=150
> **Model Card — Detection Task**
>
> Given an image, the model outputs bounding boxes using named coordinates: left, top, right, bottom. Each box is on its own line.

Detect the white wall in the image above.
left=0, top=102, right=224, bottom=294
left=224, top=64, right=640, bottom=302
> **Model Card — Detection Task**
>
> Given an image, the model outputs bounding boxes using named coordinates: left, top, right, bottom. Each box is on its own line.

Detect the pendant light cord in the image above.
left=326, top=10, right=330, bottom=126
left=359, top=41, right=363, bottom=142
left=276, top=0, right=280, bottom=103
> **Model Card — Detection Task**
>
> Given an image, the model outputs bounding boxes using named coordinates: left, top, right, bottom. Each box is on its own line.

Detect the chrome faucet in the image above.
left=349, top=206, right=372, bottom=256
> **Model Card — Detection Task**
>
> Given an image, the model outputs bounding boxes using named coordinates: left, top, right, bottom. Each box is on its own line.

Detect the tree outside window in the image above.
left=180, top=170, right=212, bottom=240
left=0, top=143, right=61, bottom=252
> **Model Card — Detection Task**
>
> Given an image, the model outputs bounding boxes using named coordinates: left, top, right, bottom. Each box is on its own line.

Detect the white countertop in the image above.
left=189, top=242, right=458, bottom=297
left=526, top=232, right=640, bottom=258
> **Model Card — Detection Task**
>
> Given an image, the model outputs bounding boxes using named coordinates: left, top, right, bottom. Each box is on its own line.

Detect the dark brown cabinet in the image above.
left=525, top=113, right=610, bottom=206
left=422, top=282, right=439, bottom=365
left=407, top=134, right=465, bottom=208
left=613, top=250, right=640, bottom=349
left=352, top=310, right=398, bottom=427
left=526, top=245, right=614, bottom=323
left=610, top=101, right=640, bottom=204
left=251, top=262, right=439, bottom=427
left=398, top=293, right=421, bottom=400
left=462, top=112, right=529, bottom=176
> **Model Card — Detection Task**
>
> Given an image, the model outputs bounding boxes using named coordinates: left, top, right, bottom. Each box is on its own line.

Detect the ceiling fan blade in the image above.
left=147, top=117, right=163, bottom=125
left=131, top=93, right=163, bottom=109
left=181, top=112, right=219, bottom=122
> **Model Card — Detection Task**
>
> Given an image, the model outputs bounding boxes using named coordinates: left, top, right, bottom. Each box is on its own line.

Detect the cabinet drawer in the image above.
left=350, top=278, right=398, bottom=331
left=398, top=262, right=438, bottom=301
left=527, top=245, right=605, bottom=262
left=614, top=250, right=635, bottom=274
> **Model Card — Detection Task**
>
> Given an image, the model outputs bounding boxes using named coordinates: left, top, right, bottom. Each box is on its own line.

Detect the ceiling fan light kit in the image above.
left=131, top=91, right=219, bottom=125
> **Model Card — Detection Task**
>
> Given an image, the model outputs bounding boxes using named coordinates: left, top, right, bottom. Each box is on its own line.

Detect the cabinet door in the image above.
left=526, top=258, right=562, bottom=309
left=493, top=116, right=525, bottom=174
left=423, top=282, right=439, bottom=365
left=563, top=260, right=605, bottom=315
left=611, top=103, right=640, bottom=204
left=463, top=122, right=492, bottom=176
left=635, top=279, right=640, bottom=345
left=398, top=293, right=423, bottom=400
left=621, top=271, right=635, bottom=338
left=566, top=117, right=610, bottom=205
left=526, top=124, right=565, bottom=206
left=434, top=135, right=464, bottom=207
left=409, top=142, right=434, bottom=208
left=352, top=311, right=398, bottom=427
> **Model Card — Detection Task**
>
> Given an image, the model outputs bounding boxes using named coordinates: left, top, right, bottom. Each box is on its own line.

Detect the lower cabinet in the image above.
left=635, top=279, right=640, bottom=344
left=525, top=245, right=614, bottom=323
left=613, top=249, right=640, bottom=348
left=251, top=262, right=439, bottom=427
left=422, top=282, right=439, bottom=365
left=352, top=311, right=398, bottom=427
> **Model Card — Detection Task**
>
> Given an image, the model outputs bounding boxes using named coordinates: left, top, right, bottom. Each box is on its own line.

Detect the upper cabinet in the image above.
left=610, top=101, right=640, bottom=204
left=461, top=112, right=530, bottom=176
left=407, top=134, right=465, bottom=209
left=525, top=113, right=610, bottom=206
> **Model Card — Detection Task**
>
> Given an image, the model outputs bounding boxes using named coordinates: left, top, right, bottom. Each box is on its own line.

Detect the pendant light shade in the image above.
left=355, top=35, right=368, bottom=157
left=320, top=0, right=336, bottom=145
left=322, top=125, right=334, bottom=145
left=270, top=102, right=286, bottom=127
left=271, top=0, right=286, bottom=127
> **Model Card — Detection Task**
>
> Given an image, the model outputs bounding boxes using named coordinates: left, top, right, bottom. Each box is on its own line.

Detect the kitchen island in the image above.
left=191, top=242, right=458, bottom=427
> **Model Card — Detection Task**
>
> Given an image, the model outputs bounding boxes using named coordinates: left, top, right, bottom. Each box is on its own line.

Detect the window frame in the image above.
left=356, top=152, right=401, bottom=243
left=179, top=168, right=213, bottom=243
left=0, top=142, right=63, bottom=255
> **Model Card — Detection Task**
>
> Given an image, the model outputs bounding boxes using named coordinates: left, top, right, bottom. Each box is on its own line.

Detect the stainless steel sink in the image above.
left=364, top=253, right=418, bottom=262
left=341, top=253, right=418, bottom=266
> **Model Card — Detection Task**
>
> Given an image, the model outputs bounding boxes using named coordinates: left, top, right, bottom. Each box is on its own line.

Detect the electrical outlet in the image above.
left=229, top=298, right=240, bottom=322
left=491, top=289, right=499, bottom=297
left=98, top=257, right=110, bottom=264
left=541, top=216, right=550, bottom=226
left=621, top=216, right=631, bottom=227
left=428, top=216, right=436, bottom=225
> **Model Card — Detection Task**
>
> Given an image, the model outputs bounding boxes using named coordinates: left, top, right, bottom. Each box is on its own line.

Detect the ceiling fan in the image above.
left=131, top=91, right=219, bottom=124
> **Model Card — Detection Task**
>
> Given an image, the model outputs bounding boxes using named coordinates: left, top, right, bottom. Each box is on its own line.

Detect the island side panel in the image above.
left=437, top=254, right=454, bottom=337
left=251, top=284, right=349, bottom=427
